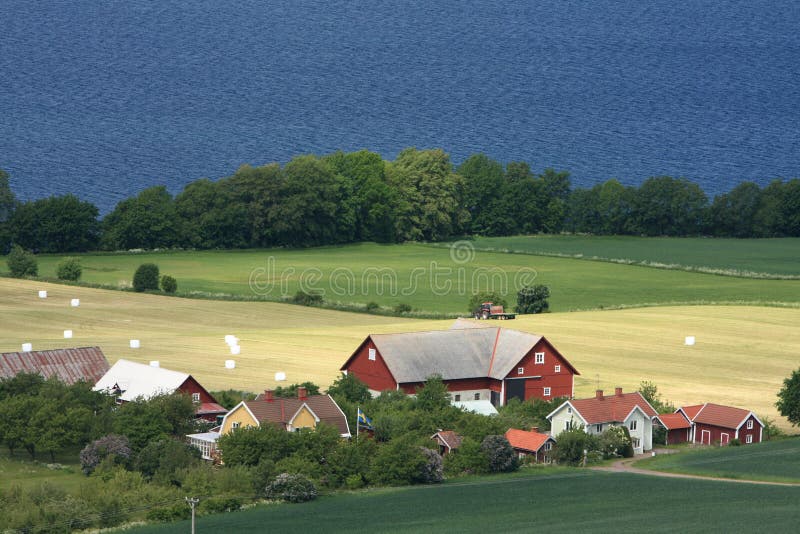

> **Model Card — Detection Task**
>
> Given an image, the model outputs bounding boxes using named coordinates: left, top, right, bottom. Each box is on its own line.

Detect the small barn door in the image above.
left=505, top=379, right=525, bottom=403
left=701, top=430, right=711, bottom=445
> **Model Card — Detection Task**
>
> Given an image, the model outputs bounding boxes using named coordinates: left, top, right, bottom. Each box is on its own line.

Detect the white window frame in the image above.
left=232, top=421, right=241, bottom=430
left=565, top=420, right=572, bottom=431
left=544, top=442, right=553, bottom=451
left=543, top=387, right=551, bottom=397
left=747, top=419, right=753, bottom=429
left=629, top=420, right=638, bottom=431
left=368, top=348, right=376, bottom=361
left=746, top=434, right=753, bottom=444
left=192, top=392, right=200, bottom=403
left=632, top=437, right=641, bottom=448
left=518, top=367, right=524, bottom=375
left=595, top=424, right=602, bottom=433
left=534, top=352, right=545, bottom=364
left=554, top=365, right=561, bottom=373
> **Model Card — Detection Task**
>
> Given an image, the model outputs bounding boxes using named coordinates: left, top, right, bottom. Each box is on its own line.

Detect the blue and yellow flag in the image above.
left=357, top=408, right=374, bottom=430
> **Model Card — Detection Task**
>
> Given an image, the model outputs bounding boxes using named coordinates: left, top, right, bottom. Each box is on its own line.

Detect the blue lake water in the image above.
left=2, top=0, right=799, bottom=213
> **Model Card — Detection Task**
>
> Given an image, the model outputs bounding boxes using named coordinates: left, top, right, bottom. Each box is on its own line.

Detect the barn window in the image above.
left=746, top=434, right=753, bottom=444
left=474, top=393, right=480, bottom=400
left=192, top=393, right=200, bottom=403
left=535, top=352, right=545, bottom=364
left=517, top=367, right=524, bottom=375
left=454, top=394, right=461, bottom=401
left=368, top=348, right=376, bottom=361
left=747, top=419, right=753, bottom=429
left=544, top=387, right=551, bottom=397
left=554, top=365, right=561, bottom=373
left=629, top=420, right=638, bottom=431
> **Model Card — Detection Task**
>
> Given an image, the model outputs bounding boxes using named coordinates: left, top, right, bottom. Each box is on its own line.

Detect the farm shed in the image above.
left=431, top=430, right=463, bottom=455
left=505, top=428, right=555, bottom=463
left=341, top=323, right=579, bottom=406
left=678, top=403, right=764, bottom=445
left=547, top=388, right=658, bottom=455
left=94, top=359, right=226, bottom=422
left=0, top=346, right=110, bottom=385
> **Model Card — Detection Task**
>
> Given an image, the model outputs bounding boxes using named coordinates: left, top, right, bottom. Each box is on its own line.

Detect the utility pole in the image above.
left=186, top=497, right=199, bottom=534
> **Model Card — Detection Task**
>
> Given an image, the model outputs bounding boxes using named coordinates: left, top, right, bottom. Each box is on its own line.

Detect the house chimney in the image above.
left=596, top=389, right=604, bottom=400
left=615, top=387, right=623, bottom=397
left=297, top=386, right=307, bottom=399
left=264, top=389, right=274, bottom=402
left=530, top=426, right=539, bottom=433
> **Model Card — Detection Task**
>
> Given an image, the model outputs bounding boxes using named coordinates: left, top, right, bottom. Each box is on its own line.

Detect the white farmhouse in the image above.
left=546, top=388, right=658, bottom=455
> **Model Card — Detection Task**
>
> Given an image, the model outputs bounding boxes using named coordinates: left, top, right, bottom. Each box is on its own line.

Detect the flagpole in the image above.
left=356, top=405, right=359, bottom=442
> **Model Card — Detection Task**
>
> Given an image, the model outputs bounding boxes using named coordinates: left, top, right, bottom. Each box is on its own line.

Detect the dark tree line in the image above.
left=2, top=153, right=799, bottom=254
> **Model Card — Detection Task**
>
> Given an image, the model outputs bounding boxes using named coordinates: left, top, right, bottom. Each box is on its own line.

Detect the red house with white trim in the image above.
left=340, top=323, right=579, bottom=407
left=654, top=412, right=692, bottom=445
left=505, top=428, right=555, bottom=463
left=677, top=403, right=763, bottom=446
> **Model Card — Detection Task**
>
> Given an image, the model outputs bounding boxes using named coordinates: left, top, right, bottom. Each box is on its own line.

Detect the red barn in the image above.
left=340, top=323, right=579, bottom=406
left=678, top=403, right=764, bottom=445
left=654, top=412, right=692, bottom=445
left=0, top=346, right=110, bottom=384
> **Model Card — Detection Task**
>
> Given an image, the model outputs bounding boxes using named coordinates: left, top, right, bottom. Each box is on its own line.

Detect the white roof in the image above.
left=453, top=399, right=499, bottom=416
left=93, top=359, right=189, bottom=402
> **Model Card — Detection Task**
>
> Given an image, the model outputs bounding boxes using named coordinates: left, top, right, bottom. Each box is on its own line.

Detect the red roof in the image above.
left=505, top=429, right=553, bottom=453
left=195, top=402, right=227, bottom=416
left=691, top=403, right=756, bottom=430
left=679, top=404, right=704, bottom=421
left=657, top=412, right=691, bottom=430
left=569, top=391, right=657, bottom=424
left=0, top=347, right=110, bottom=385
left=243, top=394, right=351, bottom=436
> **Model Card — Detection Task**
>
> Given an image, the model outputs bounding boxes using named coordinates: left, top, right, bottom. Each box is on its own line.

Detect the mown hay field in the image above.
left=2, top=278, right=797, bottom=429
left=131, top=469, right=800, bottom=533
left=13, top=242, right=800, bottom=313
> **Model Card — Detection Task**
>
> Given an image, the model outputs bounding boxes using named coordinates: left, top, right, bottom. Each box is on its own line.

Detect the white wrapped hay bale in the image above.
left=684, top=336, right=696, bottom=346
left=275, top=371, right=286, bottom=381
left=149, top=361, right=160, bottom=368
left=38, top=290, right=47, bottom=298
left=230, top=344, right=241, bottom=355
left=129, top=339, right=140, bottom=349
left=22, top=343, right=32, bottom=352
left=64, top=330, right=73, bottom=339
left=225, top=360, right=236, bottom=369
left=71, top=299, right=80, bottom=307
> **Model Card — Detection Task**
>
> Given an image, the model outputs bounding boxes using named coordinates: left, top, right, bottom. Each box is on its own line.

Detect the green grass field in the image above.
left=455, top=236, right=800, bottom=277
left=636, top=439, right=800, bottom=483
left=2, top=278, right=798, bottom=429
left=129, top=469, right=800, bottom=533
left=10, top=242, right=800, bottom=314
left=0, top=450, right=84, bottom=492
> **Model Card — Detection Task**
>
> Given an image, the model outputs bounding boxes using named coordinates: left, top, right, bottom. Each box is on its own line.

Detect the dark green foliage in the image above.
left=497, top=396, right=566, bottom=433
left=56, top=256, right=82, bottom=281
left=480, top=435, right=518, bottom=473
left=598, top=426, right=633, bottom=459
left=111, top=393, right=194, bottom=452
left=327, top=373, right=370, bottom=404
left=776, top=367, right=800, bottom=427
left=101, top=186, right=179, bottom=250
left=160, top=274, right=177, bottom=293
left=265, top=473, right=318, bottom=503
left=365, top=301, right=380, bottom=312
left=133, top=439, right=201, bottom=483
left=368, top=439, right=429, bottom=486
left=515, top=284, right=550, bottom=314
left=9, top=194, right=100, bottom=252
left=292, top=290, right=323, bottom=306
left=147, top=503, right=191, bottom=522
left=132, top=262, right=160, bottom=291
left=638, top=381, right=676, bottom=414
left=468, top=291, right=508, bottom=313
left=273, top=381, right=321, bottom=398
left=80, top=434, right=131, bottom=475
left=210, top=389, right=257, bottom=410
left=6, top=244, right=37, bottom=277
left=416, top=375, right=451, bottom=413
left=443, top=437, right=489, bottom=476
left=553, top=427, right=599, bottom=465
left=0, top=169, right=16, bottom=253
left=394, top=303, right=412, bottom=314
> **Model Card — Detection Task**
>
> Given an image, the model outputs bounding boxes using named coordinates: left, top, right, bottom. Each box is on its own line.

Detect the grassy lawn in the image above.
left=1, top=278, right=798, bottom=429
left=635, top=438, right=800, bottom=483
left=7, top=242, right=800, bottom=314
left=129, top=469, right=800, bottom=533
left=0, top=450, right=84, bottom=492
left=457, top=235, right=800, bottom=277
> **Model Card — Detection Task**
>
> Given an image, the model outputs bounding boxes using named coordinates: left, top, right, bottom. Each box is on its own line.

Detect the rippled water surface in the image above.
left=2, top=0, right=798, bottom=212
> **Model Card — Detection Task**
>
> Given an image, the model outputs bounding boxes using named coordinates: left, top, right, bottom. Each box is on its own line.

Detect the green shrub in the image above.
left=365, top=301, right=380, bottom=312
left=6, top=244, right=38, bottom=277
left=56, top=257, right=82, bottom=281
left=160, top=274, right=177, bottom=293
left=292, top=290, right=323, bottom=306
left=480, top=435, right=519, bottom=473
left=265, top=473, right=318, bottom=503
left=132, top=263, right=160, bottom=292
left=515, top=284, right=550, bottom=314
left=468, top=292, right=508, bottom=313
left=729, top=438, right=742, bottom=446
left=394, top=303, right=412, bottom=314
left=147, top=503, right=190, bottom=522
left=199, top=497, right=243, bottom=515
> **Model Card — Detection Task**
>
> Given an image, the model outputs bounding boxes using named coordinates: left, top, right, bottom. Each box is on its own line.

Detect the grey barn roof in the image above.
left=0, top=346, right=110, bottom=385
left=367, top=327, right=549, bottom=383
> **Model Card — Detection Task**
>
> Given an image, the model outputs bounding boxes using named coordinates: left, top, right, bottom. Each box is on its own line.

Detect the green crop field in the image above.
left=130, top=470, right=800, bottom=533
left=2, top=278, right=798, bottom=429
left=9, top=242, right=800, bottom=314
left=636, top=439, right=800, bottom=483
left=456, top=235, right=800, bottom=277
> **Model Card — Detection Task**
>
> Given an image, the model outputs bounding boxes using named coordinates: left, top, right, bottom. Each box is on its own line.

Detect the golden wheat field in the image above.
left=1, top=278, right=798, bottom=429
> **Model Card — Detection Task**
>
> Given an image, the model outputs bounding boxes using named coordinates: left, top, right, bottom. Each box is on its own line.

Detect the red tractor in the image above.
left=473, top=302, right=516, bottom=320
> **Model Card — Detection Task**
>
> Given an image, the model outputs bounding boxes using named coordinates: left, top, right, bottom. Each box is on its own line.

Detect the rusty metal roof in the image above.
left=0, top=346, right=110, bottom=385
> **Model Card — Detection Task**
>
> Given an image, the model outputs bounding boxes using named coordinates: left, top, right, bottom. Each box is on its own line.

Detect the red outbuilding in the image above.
left=654, top=412, right=693, bottom=445
left=677, top=403, right=764, bottom=446
left=340, top=321, right=579, bottom=407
